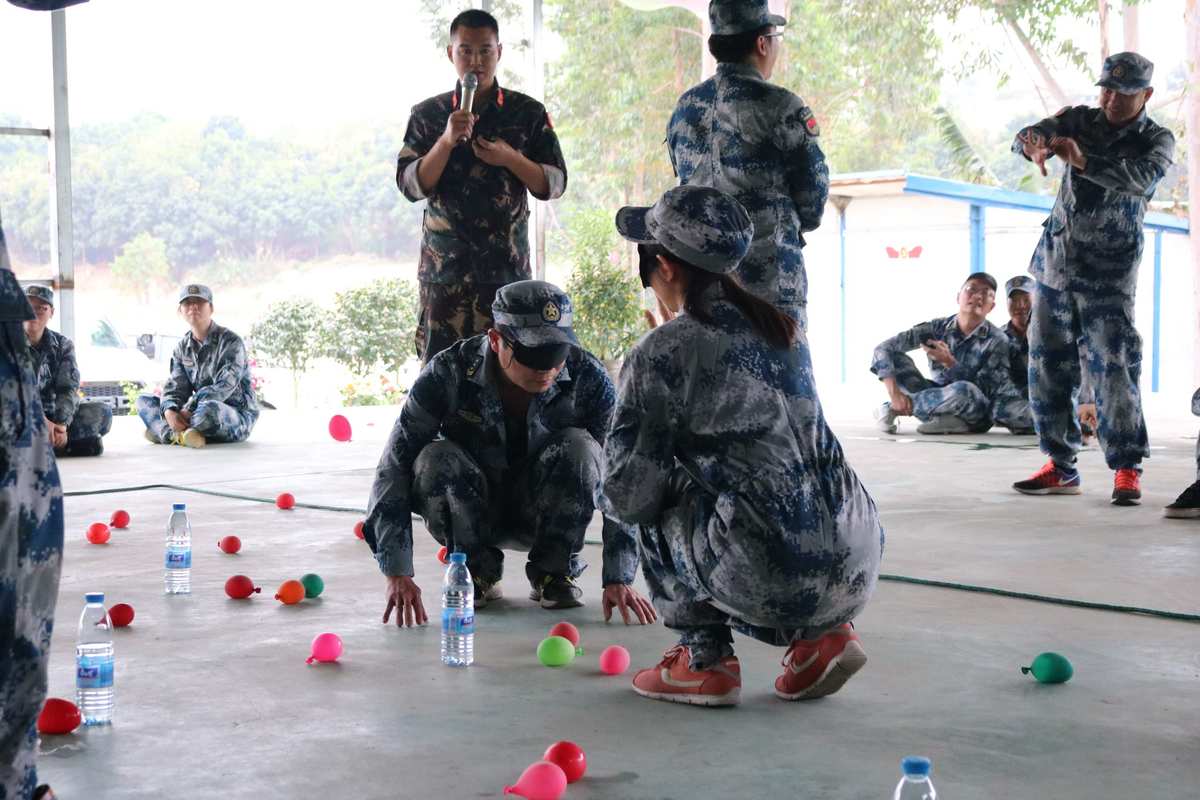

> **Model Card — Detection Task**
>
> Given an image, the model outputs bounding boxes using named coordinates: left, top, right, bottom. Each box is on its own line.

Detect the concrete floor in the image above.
left=35, top=404, right=1200, bottom=799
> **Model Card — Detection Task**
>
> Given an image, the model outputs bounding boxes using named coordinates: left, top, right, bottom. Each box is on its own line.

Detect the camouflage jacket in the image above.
left=1003, top=320, right=1030, bottom=396
left=29, top=328, right=80, bottom=426
left=397, top=82, right=567, bottom=286
left=1013, top=106, right=1175, bottom=296
left=161, top=323, right=258, bottom=416
left=667, top=63, right=829, bottom=307
left=365, top=335, right=637, bottom=583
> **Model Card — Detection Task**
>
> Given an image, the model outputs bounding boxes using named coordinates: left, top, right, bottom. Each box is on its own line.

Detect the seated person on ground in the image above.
left=1163, top=388, right=1200, bottom=520
left=871, top=272, right=1032, bottom=435
left=604, top=185, right=883, bottom=708
left=137, top=284, right=259, bottom=448
left=364, top=280, right=655, bottom=626
left=1003, top=275, right=1033, bottom=398
left=23, top=285, right=112, bottom=456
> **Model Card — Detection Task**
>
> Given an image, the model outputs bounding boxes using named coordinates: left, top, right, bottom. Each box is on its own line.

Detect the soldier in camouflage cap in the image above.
left=606, top=185, right=882, bottom=707
left=666, top=0, right=827, bottom=326
left=364, top=279, right=654, bottom=627
left=1012, top=51, right=1174, bottom=505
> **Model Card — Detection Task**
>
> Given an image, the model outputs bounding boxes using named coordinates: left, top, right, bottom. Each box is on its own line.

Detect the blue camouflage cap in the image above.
left=615, top=185, right=754, bottom=275
left=491, top=280, right=579, bottom=348
left=1005, top=275, right=1034, bottom=296
left=25, top=284, right=54, bottom=307
left=709, top=0, right=786, bottom=36
left=179, top=283, right=213, bottom=304
left=1096, top=51, right=1153, bottom=94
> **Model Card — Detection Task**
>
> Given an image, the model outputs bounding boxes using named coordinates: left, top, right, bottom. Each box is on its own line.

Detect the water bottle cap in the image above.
left=172, top=503, right=187, bottom=511
left=85, top=592, right=104, bottom=603
left=449, top=552, right=467, bottom=564
left=901, top=756, right=932, bottom=777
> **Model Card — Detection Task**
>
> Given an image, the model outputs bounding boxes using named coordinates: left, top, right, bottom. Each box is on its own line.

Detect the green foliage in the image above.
left=339, top=374, right=408, bottom=407
left=932, top=106, right=999, bottom=185
left=250, top=299, right=324, bottom=404
left=110, top=233, right=171, bottom=303
left=321, top=278, right=420, bottom=378
left=562, top=210, right=643, bottom=363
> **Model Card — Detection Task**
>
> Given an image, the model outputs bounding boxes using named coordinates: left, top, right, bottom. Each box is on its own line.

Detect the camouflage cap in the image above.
left=25, top=284, right=54, bottom=307
left=179, top=283, right=213, bottom=304
left=709, top=0, right=786, bottom=36
left=615, top=185, right=754, bottom=275
left=491, top=280, right=579, bottom=348
left=1005, top=275, right=1034, bottom=297
left=1096, top=51, right=1153, bottom=94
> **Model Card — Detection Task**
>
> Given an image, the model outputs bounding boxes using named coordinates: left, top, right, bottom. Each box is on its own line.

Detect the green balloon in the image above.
left=1021, top=651, right=1073, bottom=683
left=537, top=635, right=576, bottom=667
left=300, top=573, right=324, bottom=599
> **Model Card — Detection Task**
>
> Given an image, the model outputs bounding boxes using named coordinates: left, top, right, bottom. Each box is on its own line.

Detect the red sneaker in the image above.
left=1112, top=468, right=1142, bottom=506
left=632, top=645, right=741, bottom=707
left=1012, top=460, right=1082, bottom=495
left=774, top=624, right=867, bottom=701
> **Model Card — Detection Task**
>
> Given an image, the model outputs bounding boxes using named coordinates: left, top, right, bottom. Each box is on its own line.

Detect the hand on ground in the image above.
left=383, top=575, right=428, bottom=628
left=602, top=584, right=657, bottom=625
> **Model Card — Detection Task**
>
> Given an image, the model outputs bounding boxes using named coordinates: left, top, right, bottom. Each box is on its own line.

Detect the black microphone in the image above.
left=458, top=72, right=478, bottom=144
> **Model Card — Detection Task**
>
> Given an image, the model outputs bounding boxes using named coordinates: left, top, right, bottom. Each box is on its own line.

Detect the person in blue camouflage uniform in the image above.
left=666, top=0, right=828, bottom=326
left=1162, top=388, right=1200, bottom=519
left=1011, top=52, right=1175, bottom=506
left=397, top=10, right=567, bottom=364
left=606, top=185, right=882, bottom=707
left=136, top=285, right=258, bottom=448
left=1, top=210, right=65, bottom=800
left=1003, top=275, right=1034, bottom=398
left=364, top=280, right=654, bottom=627
left=871, top=272, right=1033, bottom=436
left=22, top=286, right=112, bottom=457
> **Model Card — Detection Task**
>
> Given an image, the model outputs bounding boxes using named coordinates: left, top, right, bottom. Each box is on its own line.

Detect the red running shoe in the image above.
left=1112, top=468, right=1142, bottom=506
left=774, top=624, right=867, bottom=701
left=1012, top=460, right=1082, bottom=495
left=632, top=645, right=741, bottom=707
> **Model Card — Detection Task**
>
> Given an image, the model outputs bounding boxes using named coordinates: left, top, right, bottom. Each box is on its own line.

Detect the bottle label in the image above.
left=77, top=656, right=114, bottom=689
left=165, top=548, right=192, bottom=569
left=442, top=609, right=475, bottom=635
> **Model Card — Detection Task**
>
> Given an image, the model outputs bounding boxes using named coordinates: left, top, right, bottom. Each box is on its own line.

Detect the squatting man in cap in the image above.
left=604, top=184, right=882, bottom=706
left=364, top=280, right=655, bottom=627
left=1011, top=51, right=1174, bottom=506
left=136, top=284, right=259, bottom=448
left=872, top=272, right=1032, bottom=435
left=23, top=284, right=113, bottom=456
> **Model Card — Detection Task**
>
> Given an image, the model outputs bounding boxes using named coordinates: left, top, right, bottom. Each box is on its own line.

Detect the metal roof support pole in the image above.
left=969, top=203, right=985, bottom=275
left=1151, top=228, right=1163, bottom=393
left=531, top=0, right=546, bottom=280
left=831, top=196, right=851, bottom=383
left=49, top=9, right=75, bottom=340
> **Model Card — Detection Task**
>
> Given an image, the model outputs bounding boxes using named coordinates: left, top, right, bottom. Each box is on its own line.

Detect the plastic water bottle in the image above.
left=441, top=552, right=474, bottom=667
left=893, top=756, right=937, bottom=800
left=75, top=593, right=114, bottom=725
left=164, top=502, right=192, bottom=594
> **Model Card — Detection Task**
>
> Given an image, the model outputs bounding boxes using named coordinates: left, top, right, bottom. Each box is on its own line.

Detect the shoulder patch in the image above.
left=801, top=107, right=820, bottom=137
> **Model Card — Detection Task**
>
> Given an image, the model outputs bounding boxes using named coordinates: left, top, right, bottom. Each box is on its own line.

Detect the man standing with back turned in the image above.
left=397, top=9, right=568, bottom=364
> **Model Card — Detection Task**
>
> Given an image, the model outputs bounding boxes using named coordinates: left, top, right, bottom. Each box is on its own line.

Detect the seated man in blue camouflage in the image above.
left=364, top=280, right=655, bottom=626
left=136, top=284, right=259, bottom=448
left=23, top=285, right=112, bottom=457
left=872, top=272, right=1033, bottom=435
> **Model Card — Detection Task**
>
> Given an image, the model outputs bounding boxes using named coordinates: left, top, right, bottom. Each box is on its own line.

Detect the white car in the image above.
left=75, top=318, right=179, bottom=415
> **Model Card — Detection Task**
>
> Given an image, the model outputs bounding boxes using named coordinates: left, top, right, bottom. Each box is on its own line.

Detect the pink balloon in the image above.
left=504, top=761, right=567, bottom=800
left=328, top=414, right=352, bottom=442
left=599, top=645, right=631, bottom=676
left=306, top=632, right=343, bottom=664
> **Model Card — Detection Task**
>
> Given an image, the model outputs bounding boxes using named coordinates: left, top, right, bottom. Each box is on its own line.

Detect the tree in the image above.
left=110, top=233, right=170, bottom=303
left=250, top=299, right=324, bottom=406
left=562, top=209, right=643, bottom=364
left=321, top=278, right=420, bottom=381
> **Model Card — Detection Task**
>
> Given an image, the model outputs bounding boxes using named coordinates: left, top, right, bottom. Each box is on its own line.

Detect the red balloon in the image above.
left=354, top=520, right=365, bottom=540
left=107, top=603, right=135, bottom=627
left=110, top=509, right=130, bottom=528
left=276, top=493, right=296, bottom=510
left=437, top=546, right=449, bottom=564
left=328, top=414, right=352, bottom=442
left=86, top=523, right=110, bottom=544
left=225, top=575, right=261, bottom=599
left=504, top=761, right=567, bottom=800
left=548, top=621, right=580, bottom=648
left=543, top=741, right=587, bottom=784
left=218, top=535, right=242, bottom=554
left=37, top=698, right=82, bottom=735
left=599, top=645, right=631, bottom=676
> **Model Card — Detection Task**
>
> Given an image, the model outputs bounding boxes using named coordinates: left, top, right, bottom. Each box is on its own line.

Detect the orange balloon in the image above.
left=275, top=579, right=306, bottom=605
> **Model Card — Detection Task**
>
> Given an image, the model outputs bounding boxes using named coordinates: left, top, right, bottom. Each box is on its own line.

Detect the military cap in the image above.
left=1096, top=51, right=1153, bottom=94
left=25, top=284, right=54, bottom=307
left=179, top=283, right=213, bottom=304
left=709, top=0, right=786, bottom=36
left=492, top=280, right=578, bottom=348
left=1005, top=275, right=1034, bottom=296
left=962, top=271, right=997, bottom=293
left=615, top=185, right=754, bottom=275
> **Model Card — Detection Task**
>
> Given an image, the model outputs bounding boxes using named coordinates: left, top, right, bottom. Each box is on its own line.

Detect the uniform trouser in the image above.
left=414, top=280, right=504, bottom=365
left=62, top=401, right=113, bottom=451
left=639, top=468, right=882, bottom=670
left=1029, top=282, right=1148, bottom=471
left=137, top=395, right=256, bottom=444
left=411, top=429, right=598, bottom=583
left=1, top=335, right=65, bottom=800
left=888, top=354, right=994, bottom=428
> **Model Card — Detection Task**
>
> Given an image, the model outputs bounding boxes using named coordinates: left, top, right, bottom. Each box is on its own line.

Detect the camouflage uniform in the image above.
left=397, top=82, right=567, bottom=363
left=364, top=283, right=637, bottom=587
left=0, top=216, right=65, bottom=800
left=25, top=304, right=112, bottom=455
left=871, top=315, right=1033, bottom=431
left=1003, top=320, right=1030, bottom=397
left=137, top=318, right=259, bottom=445
left=1014, top=52, right=1174, bottom=472
left=609, top=185, right=882, bottom=669
left=667, top=43, right=828, bottom=317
